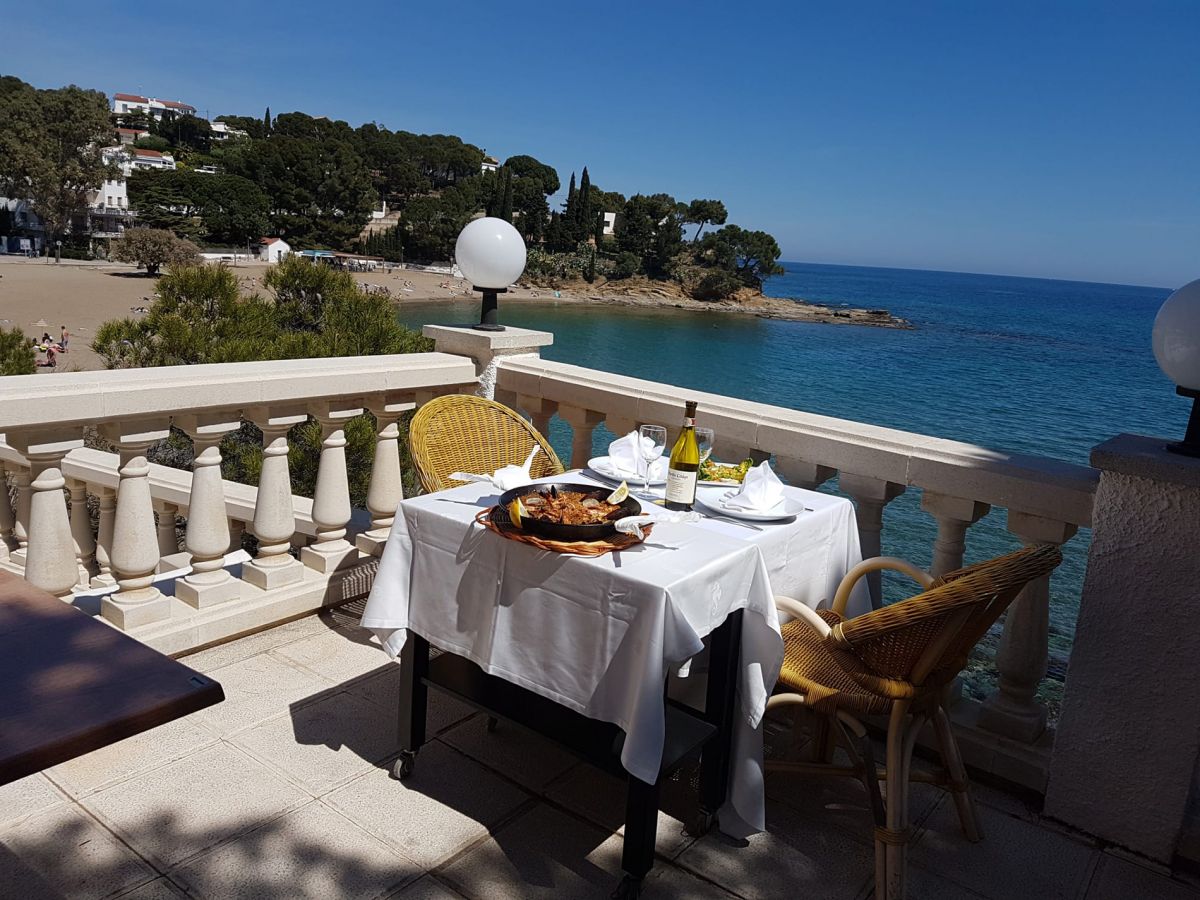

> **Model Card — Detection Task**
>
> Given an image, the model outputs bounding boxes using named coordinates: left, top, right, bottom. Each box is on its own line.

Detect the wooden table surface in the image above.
left=0, top=570, right=223, bottom=786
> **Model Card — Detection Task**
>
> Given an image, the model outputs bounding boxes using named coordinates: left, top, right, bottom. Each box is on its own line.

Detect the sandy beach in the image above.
left=0, top=256, right=905, bottom=373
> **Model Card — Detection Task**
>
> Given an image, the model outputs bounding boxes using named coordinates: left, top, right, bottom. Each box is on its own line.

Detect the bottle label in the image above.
left=683, top=416, right=695, bottom=427
left=665, top=468, right=698, bottom=505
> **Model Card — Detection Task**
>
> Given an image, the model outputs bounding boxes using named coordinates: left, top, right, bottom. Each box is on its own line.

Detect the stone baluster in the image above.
left=11, top=466, right=31, bottom=564
left=839, top=473, right=907, bottom=609
left=243, top=408, right=306, bottom=589
left=9, top=432, right=84, bottom=598
left=154, top=500, right=180, bottom=559
left=920, top=492, right=991, bottom=579
left=518, top=395, right=558, bottom=440
left=978, top=511, right=1076, bottom=742
left=175, top=414, right=242, bottom=608
left=357, top=398, right=415, bottom=556
left=558, top=405, right=605, bottom=469
left=774, top=458, right=837, bottom=491
left=68, top=478, right=96, bottom=585
left=99, top=420, right=172, bottom=628
left=91, top=486, right=117, bottom=587
left=0, top=463, right=15, bottom=561
left=605, top=417, right=637, bottom=441
left=300, top=402, right=361, bottom=573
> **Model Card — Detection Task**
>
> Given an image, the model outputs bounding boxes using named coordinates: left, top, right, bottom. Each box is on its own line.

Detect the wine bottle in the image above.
left=665, top=400, right=700, bottom=511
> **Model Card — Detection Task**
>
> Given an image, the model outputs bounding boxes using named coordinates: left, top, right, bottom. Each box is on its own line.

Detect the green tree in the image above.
left=134, top=134, right=172, bottom=152
left=684, top=199, right=728, bottom=242
left=701, top=225, right=785, bottom=288
left=0, top=327, right=35, bottom=376
left=498, top=167, right=514, bottom=223
left=263, top=106, right=271, bottom=134
left=503, top=155, right=560, bottom=194
left=111, top=227, right=202, bottom=275
left=156, top=114, right=213, bottom=154
left=576, top=167, right=592, bottom=245
left=0, top=79, right=118, bottom=247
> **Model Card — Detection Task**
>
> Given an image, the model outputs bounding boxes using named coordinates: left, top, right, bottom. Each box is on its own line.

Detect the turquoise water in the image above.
left=397, top=263, right=1185, bottom=665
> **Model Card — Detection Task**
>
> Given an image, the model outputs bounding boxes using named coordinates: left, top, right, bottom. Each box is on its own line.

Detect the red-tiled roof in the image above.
left=114, top=92, right=149, bottom=103
left=260, top=237, right=282, bottom=245
left=134, top=149, right=164, bottom=158
left=117, top=127, right=148, bottom=135
left=159, top=99, right=195, bottom=110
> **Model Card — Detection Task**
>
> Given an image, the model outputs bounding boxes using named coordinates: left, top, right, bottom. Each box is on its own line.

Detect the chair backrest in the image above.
left=828, top=544, right=1063, bottom=689
left=408, top=394, right=565, bottom=493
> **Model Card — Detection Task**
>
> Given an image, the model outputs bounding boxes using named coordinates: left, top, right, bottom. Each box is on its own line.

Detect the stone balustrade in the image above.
left=0, top=353, right=477, bottom=654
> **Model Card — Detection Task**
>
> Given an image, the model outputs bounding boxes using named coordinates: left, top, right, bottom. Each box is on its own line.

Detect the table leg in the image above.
left=393, top=633, right=429, bottom=780
left=618, top=774, right=660, bottom=897
left=698, top=609, right=744, bottom=829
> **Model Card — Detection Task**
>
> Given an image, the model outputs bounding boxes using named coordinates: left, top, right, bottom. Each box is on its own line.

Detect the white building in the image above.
left=112, top=93, right=196, bottom=120
left=130, top=148, right=176, bottom=171
left=481, top=155, right=500, bottom=174
left=258, top=237, right=291, bottom=263
left=209, top=120, right=246, bottom=141
left=602, top=211, right=617, bottom=237
left=116, top=127, right=150, bottom=146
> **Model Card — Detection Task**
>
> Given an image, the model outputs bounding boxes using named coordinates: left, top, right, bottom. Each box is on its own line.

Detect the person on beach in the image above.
left=59, top=325, right=69, bottom=351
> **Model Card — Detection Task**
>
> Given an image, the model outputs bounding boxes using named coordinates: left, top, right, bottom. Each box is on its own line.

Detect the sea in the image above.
left=396, top=262, right=1184, bottom=666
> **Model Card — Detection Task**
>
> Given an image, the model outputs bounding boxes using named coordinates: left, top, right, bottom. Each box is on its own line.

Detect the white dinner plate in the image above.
left=694, top=485, right=805, bottom=521
left=587, top=455, right=668, bottom=486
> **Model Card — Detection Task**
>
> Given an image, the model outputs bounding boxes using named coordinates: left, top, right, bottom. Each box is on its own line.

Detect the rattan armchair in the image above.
left=408, top=394, right=565, bottom=494
left=767, top=543, right=1063, bottom=900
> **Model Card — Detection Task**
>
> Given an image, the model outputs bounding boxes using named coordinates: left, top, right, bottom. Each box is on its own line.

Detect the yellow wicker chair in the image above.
left=768, top=543, right=1063, bottom=900
left=408, top=394, right=565, bottom=494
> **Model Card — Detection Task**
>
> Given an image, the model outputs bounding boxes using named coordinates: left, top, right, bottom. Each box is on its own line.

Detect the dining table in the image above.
left=360, top=468, right=867, bottom=895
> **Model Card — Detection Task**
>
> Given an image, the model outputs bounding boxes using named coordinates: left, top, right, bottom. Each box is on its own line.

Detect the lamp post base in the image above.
left=1165, top=387, right=1200, bottom=457
left=473, top=287, right=507, bottom=332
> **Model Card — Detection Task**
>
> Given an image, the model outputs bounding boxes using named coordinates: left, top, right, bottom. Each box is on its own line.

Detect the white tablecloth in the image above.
left=360, top=473, right=867, bottom=838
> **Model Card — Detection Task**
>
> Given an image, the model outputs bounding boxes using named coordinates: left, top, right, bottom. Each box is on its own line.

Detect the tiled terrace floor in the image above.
left=2, top=607, right=1197, bottom=900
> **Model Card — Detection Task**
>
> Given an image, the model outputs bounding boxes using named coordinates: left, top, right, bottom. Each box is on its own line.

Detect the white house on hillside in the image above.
left=113, top=93, right=196, bottom=120
left=130, top=148, right=176, bottom=171
left=209, top=120, right=247, bottom=141
left=602, top=211, right=617, bottom=236
left=481, top=155, right=499, bottom=174
left=259, top=237, right=291, bottom=263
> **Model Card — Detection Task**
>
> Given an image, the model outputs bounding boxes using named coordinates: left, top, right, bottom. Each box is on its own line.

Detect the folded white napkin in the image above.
left=449, top=445, right=539, bottom=491
left=723, top=461, right=785, bottom=512
left=614, top=510, right=701, bottom=540
left=608, top=431, right=667, bottom=480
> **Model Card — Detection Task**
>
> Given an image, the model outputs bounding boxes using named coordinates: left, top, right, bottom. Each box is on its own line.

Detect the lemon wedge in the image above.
left=606, top=481, right=629, bottom=504
left=507, top=497, right=527, bottom=526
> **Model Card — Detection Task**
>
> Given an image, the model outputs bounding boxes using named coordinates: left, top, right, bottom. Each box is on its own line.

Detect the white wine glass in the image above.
left=638, top=424, right=667, bottom=498
left=696, top=427, right=715, bottom=465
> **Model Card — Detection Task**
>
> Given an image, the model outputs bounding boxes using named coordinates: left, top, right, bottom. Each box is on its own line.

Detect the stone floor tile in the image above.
left=178, top=614, right=338, bottom=674
left=324, top=741, right=528, bottom=869
left=439, top=716, right=578, bottom=791
left=676, top=797, right=875, bottom=900
left=904, top=864, right=992, bottom=899
left=544, top=763, right=697, bottom=860
left=271, top=626, right=392, bottom=685
left=80, top=743, right=310, bottom=870
left=347, top=663, right=478, bottom=736
left=1085, top=854, right=1200, bottom=900
left=438, top=804, right=626, bottom=900
left=0, top=804, right=156, bottom=899
left=910, top=798, right=1098, bottom=900
left=193, top=652, right=333, bottom=736
left=232, top=690, right=398, bottom=795
left=173, top=800, right=420, bottom=900
left=49, top=714, right=217, bottom=796
left=0, top=841, right=83, bottom=900
left=115, top=876, right=190, bottom=899
left=642, top=862, right=743, bottom=898
left=387, top=874, right=469, bottom=899
left=0, top=773, right=65, bottom=829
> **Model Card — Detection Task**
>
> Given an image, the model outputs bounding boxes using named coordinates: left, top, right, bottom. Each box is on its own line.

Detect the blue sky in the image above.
left=7, top=1, right=1198, bottom=286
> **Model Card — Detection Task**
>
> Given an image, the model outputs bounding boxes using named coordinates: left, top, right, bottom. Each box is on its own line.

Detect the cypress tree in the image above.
left=263, top=106, right=271, bottom=134
left=499, top=168, right=514, bottom=223
left=586, top=246, right=596, bottom=283
left=564, top=172, right=577, bottom=228
left=577, top=167, right=592, bottom=246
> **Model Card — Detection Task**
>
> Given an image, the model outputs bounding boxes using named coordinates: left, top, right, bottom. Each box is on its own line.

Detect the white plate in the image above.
left=587, top=456, right=668, bottom=486
left=695, top=485, right=805, bottom=521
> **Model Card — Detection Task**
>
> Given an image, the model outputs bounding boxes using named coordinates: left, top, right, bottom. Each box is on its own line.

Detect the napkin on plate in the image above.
left=608, top=431, right=667, bottom=480
left=614, top=510, right=701, bottom=540
left=449, top=445, right=539, bottom=491
left=723, top=461, right=785, bottom=512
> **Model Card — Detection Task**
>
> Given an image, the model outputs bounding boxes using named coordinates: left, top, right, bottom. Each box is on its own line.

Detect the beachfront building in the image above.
left=82, top=147, right=136, bottom=239
left=258, top=236, right=291, bottom=262
left=0, top=197, right=43, bottom=253
left=112, top=92, right=196, bottom=120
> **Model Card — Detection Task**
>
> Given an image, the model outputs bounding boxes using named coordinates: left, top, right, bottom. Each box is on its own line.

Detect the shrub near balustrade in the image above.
left=0, top=327, right=36, bottom=376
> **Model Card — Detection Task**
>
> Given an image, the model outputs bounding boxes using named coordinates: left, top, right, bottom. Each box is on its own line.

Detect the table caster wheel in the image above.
left=687, top=810, right=716, bottom=837
left=611, top=874, right=642, bottom=899
left=486, top=716, right=499, bottom=733
left=392, top=750, right=417, bottom=780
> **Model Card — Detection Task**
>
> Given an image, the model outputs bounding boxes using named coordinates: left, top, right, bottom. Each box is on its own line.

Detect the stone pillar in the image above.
left=243, top=408, right=306, bottom=590
left=977, top=510, right=1076, bottom=742
left=154, top=500, right=179, bottom=558
left=91, top=486, right=116, bottom=588
left=558, top=405, right=606, bottom=469
left=518, top=395, right=558, bottom=440
left=0, top=463, right=15, bottom=560
left=175, top=414, right=242, bottom=608
left=1046, top=434, right=1200, bottom=861
left=775, top=458, right=837, bottom=491
left=357, top=398, right=415, bottom=556
left=68, top=478, right=96, bottom=585
left=9, top=432, right=84, bottom=599
left=422, top=325, right=553, bottom=401
left=99, top=420, right=172, bottom=629
left=11, top=467, right=31, bottom=564
left=300, top=402, right=361, bottom=574
left=839, top=473, right=906, bottom=608
left=920, top=491, right=991, bottom=579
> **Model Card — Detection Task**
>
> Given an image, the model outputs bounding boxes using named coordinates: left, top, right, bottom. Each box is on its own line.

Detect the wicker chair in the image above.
left=767, top=543, right=1063, bottom=900
left=408, top=394, right=565, bottom=494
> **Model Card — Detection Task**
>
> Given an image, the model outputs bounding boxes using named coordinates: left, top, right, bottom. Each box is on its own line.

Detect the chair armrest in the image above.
left=832, top=557, right=934, bottom=616
left=775, top=595, right=831, bottom=638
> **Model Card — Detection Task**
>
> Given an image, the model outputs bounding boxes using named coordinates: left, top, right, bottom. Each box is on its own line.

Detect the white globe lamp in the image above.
left=1152, top=278, right=1200, bottom=456
left=454, top=216, right=527, bottom=331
